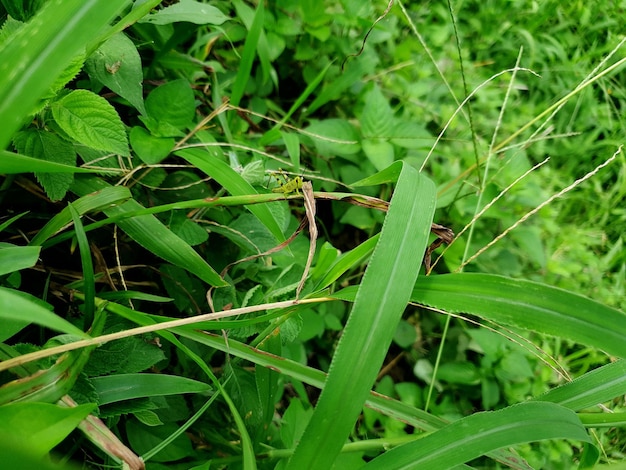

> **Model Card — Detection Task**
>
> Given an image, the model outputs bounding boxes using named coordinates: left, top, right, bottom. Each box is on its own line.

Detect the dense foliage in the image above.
left=0, top=1, right=625, bottom=469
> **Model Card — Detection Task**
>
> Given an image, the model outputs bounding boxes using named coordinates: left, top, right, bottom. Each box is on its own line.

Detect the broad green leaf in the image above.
left=84, top=335, right=165, bottom=376
left=85, top=32, right=146, bottom=115
left=129, top=126, right=174, bottom=164
left=287, top=164, right=436, bottom=469
left=361, top=85, right=393, bottom=138
left=143, top=79, right=195, bottom=132
left=0, top=150, right=108, bottom=174
left=0, top=402, right=95, bottom=458
left=138, top=0, right=229, bottom=26
left=363, top=402, right=595, bottom=470
left=91, top=374, right=211, bottom=405
left=362, top=138, right=395, bottom=171
left=390, top=121, right=435, bottom=149
left=0, top=0, right=130, bottom=149
left=0, top=245, right=40, bottom=276
left=305, top=119, right=361, bottom=157
left=51, top=89, right=130, bottom=156
left=0, top=287, right=87, bottom=337
left=412, top=273, right=626, bottom=359
left=70, top=175, right=227, bottom=287
left=13, top=129, right=76, bottom=200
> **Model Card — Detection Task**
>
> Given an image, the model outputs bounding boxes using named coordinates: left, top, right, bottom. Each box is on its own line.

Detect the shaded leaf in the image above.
left=143, top=79, right=195, bottom=132
left=13, top=129, right=76, bottom=200
left=85, top=32, right=146, bottom=114
left=92, top=374, right=211, bottom=405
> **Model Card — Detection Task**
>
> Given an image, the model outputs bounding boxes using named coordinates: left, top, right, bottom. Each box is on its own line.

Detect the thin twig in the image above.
left=0, top=297, right=330, bottom=372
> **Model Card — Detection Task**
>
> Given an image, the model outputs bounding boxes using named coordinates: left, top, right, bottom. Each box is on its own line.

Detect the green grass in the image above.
left=0, top=1, right=625, bottom=469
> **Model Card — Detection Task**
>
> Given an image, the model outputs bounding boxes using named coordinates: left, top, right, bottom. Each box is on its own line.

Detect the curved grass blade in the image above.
left=0, top=245, right=40, bottom=276
left=0, top=350, right=87, bottom=405
left=29, top=185, right=131, bottom=246
left=287, top=162, right=436, bottom=469
left=0, top=287, right=87, bottom=337
left=0, top=313, right=104, bottom=405
left=534, top=359, right=626, bottom=411
left=412, top=273, right=626, bottom=358
left=363, top=402, right=595, bottom=470
left=71, top=175, right=227, bottom=287
left=176, top=147, right=285, bottom=243
left=176, top=329, right=446, bottom=433
left=0, top=151, right=116, bottom=174
left=313, top=234, right=378, bottom=290
left=0, top=402, right=96, bottom=459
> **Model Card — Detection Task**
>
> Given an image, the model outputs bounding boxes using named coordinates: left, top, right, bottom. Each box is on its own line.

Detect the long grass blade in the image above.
left=0, top=151, right=117, bottom=174
left=534, top=359, right=626, bottom=411
left=412, top=273, right=626, bottom=358
left=363, top=402, right=595, bottom=470
left=287, top=162, right=436, bottom=469
left=229, top=0, right=263, bottom=107
left=68, top=203, right=95, bottom=328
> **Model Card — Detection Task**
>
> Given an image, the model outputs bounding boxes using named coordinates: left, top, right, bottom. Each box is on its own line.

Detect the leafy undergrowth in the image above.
left=0, top=1, right=625, bottom=469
